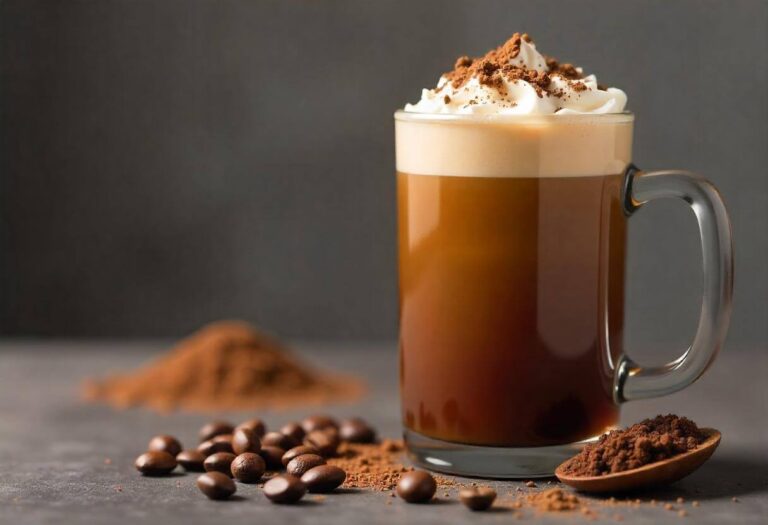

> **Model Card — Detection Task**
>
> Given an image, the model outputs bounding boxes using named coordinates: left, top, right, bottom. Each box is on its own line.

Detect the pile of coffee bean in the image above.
left=134, top=414, right=458, bottom=507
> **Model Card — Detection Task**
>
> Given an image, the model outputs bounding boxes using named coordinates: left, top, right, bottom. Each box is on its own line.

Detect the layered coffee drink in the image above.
left=397, top=33, right=632, bottom=448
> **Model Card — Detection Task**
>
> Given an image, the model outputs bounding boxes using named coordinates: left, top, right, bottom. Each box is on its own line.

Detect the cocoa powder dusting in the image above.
left=82, top=321, right=364, bottom=412
left=560, top=415, right=706, bottom=477
left=441, top=32, right=584, bottom=99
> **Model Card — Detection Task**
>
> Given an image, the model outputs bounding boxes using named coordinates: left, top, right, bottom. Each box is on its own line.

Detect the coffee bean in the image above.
left=263, top=474, right=307, bottom=504
left=259, top=446, right=286, bottom=470
left=204, top=452, right=236, bottom=477
left=231, top=452, right=266, bottom=483
left=176, top=449, right=206, bottom=472
left=459, top=487, right=497, bottom=511
left=280, top=422, right=306, bottom=442
left=339, top=418, right=376, bottom=443
left=197, top=435, right=234, bottom=457
left=262, top=431, right=298, bottom=451
left=396, top=471, right=436, bottom=503
left=304, top=429, right=340, bottom=457
left=135, top=451, right=177, bottom=476
left=232, top=428, right=261, bottom=455
left=282, top=445, right=320, bottom=466
left=301, top=415, right=338, bottom=434
left=235, top=418, right=266, bottom=438
left=301, top=465, right=346, bottom=493
left=199, top=421, right=234, bottom=442
left=286, top=453, right=326, bottom=477
left=196, top=472, right=236, bottom=500
left=148, top=435, right=183, bottom=457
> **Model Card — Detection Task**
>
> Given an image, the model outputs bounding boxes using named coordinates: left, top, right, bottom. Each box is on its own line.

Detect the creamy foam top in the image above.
left=395, top=113, right=634, bottom=178
left=404, top=33, right=627, bottom=116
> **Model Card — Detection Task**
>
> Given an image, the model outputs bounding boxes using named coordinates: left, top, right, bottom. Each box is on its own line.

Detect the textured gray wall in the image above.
left=1, top=0, right=766, bottom=346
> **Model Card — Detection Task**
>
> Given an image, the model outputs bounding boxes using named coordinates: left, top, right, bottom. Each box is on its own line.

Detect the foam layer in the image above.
left=395, top=113, right=633, bottom=178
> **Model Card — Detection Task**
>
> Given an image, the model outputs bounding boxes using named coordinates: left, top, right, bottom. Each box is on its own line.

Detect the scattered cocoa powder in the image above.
left=82, top=321, right=364, bottom=412
left=559, top=415, right=706, bottom=477
left=527, top=488, right=581, bottom=512
left=327, top=439, right=454, bottom=491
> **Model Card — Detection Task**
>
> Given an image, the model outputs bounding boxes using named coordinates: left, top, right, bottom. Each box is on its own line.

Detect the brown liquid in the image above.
left=398, top=172, right=627, bottom=447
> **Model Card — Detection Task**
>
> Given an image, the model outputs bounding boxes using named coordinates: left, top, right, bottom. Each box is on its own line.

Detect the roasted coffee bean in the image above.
left=263, top=474, right=307, bottom=504
left=396, top=471, right=436, bottom=503
left=458, top=487, right=497, bottom=511
left=286, top=453, right=326, bottom=477
left=304, top=429, right=340, bottom=457
left=262, top=431, right=298, bottom=451
left=301, top=415, right=338, bottom=434
left=280, top=422, right=306, bottom=442
left=231, top=452, right=266, bottom=483
left=198, top=435, right=234, bottom=456
left=301, top=465, right=346, bottom=493
left=232, top=428, right=261, bottom=455
left=339, top=418, right=376, bottom=443
left=148, top=435, right=183, bottom=457
left=259, top=446, right=286, bottom=470
left=281, top=445, right=320, bottom=466
left=176, top=449, right=206, bottom=472
left=204, top=452, right=236, bottom=477
left=199, top=421, right=235, bottom=442
left=196, top=472, right=236, bottom=500
left=135, top=451, right=177, bottom=476
left=235, top=418, right=266, bottom=438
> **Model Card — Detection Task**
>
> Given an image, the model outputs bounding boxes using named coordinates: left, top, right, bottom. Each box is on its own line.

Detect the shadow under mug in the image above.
left=395, top=111, right=733, bottom=478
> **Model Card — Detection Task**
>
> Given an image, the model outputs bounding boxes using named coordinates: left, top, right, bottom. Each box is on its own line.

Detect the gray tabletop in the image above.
left=0, top=341, right=766, bottom=524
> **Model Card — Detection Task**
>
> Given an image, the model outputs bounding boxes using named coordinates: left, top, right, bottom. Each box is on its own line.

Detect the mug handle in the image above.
left=614, top=164, right=734, bottom=402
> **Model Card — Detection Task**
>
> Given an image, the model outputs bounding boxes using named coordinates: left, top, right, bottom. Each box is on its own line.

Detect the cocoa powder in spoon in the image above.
left=559, top=414, right=706, bottom=477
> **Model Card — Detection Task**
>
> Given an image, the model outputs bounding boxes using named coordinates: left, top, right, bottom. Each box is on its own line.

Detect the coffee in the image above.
left=147, top=435, right=182, bottom=457
left=197, top=435, right=233, bottom=456
left=301, top=465, right=347, bottom=493
left=199, top=421, right=234, bottom=442
left=459, top=487, right=497, bottom=511
left=259, top=445, right=286, bottom=470
left=135, top=451, right=177, bottom=476
left=231, top=452, right=266, bottom=483
left=396, top=115, right=632, bottom=447
left=196, top=472, right=236, bottom=500
left=231, top=427, right=261, bottom=455
left=176, top=449, right=206, bottom=472
left=286, top=453, right=326, bottom=477
left=263, top=474, right=307, bottom=504
left=282, top=445, right=320, bottom=466
left=280, top=422, right=306, bottom=442
left=203, top=452, right=236, bottom=476
left=396, top=471, right=437, bottom=503
left=338, top=417, right=376, bottom=443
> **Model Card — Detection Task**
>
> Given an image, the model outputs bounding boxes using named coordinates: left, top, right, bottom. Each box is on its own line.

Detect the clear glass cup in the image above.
left=395, top=110, right=733, bottom=477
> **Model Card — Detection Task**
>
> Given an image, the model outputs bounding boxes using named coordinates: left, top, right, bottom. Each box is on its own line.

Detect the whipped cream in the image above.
left=404, top=35, right=627, bottom=115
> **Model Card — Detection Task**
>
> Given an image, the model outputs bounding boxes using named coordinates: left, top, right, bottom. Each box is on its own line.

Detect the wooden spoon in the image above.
left=555, top=428, right=721, bottom=493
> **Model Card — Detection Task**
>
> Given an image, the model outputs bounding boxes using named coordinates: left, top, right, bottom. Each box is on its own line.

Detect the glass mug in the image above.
left=395, top=111, right=733, bottom=477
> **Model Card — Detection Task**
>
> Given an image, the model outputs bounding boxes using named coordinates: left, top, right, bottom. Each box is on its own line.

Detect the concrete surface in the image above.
left=0, top=341, right=766, bottom=524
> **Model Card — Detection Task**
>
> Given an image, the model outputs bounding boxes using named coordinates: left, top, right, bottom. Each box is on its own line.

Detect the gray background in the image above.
left=1, top=0, right=766, bottom=346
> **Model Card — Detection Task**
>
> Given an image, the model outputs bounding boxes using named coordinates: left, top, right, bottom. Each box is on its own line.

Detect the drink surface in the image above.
left=395, top=113, right=633, bottom=179
left=397, top=171, right=627, bottom=446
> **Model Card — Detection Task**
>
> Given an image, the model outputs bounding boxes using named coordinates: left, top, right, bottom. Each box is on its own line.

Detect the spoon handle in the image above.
left=613, top=165, right=733, bottom=402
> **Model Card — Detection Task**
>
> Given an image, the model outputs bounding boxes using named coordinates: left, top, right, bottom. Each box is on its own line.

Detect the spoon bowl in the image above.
left=555, top=428, right=721, bottom=493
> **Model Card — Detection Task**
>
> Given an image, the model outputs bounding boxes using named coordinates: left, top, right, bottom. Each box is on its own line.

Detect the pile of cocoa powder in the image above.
left=328, top=439, right=455, bottom=491
left=559, top=414, right=706, bottom=477
left=82, top=321, right=364, bottom=412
